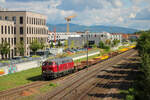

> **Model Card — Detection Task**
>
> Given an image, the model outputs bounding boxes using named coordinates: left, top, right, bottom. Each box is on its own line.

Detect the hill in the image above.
left=47, top=23, right=139, bottom=33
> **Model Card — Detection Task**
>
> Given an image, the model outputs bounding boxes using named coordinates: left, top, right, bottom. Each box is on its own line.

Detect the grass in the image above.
left=120, top=88, right=135, bottom=100
left=0, top=45, right=131, bottom=91
left=0, top=60, right=10, bottom=63
left=17, top=83, right=58, bottom=100
left=40, top=83, right=58, bottom=92
left=0, top=67, right=41, bottom=91
left=32, top=55, right=41, bottom=58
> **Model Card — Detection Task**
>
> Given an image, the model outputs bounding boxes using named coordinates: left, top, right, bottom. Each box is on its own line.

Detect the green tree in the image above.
left=40, top=41, right=45, bottom=50
left=0, top=42, right=10, bottom=59
left=112, top=39, right=120, bottom=47
left=30, top=40, right=41, bottom=55
left=136, top=31, right=150, bottom=100
left=58, top=40, right=62, bottom=47
left=92, top=44, right=97, bottom=48
left=98, top=41, right=105, bottom=48
left=70, top=40, right=75, bottom=49
left=105, top=39, right=111, bottom=46
left=50, top=41, right=54, bottom=48
left=16, top=41, right=24, bottom=56
left=64, top=40, right=68, bottom=50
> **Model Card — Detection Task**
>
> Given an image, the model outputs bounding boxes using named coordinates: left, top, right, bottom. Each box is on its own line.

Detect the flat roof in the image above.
left=0, top=11, right=46, bottom=16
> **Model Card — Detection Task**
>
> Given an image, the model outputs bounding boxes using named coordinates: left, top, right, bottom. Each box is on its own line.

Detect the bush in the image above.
left=135, top=30, right=150, bottom=100
left=126, top=95, right=135, bottom=100
left=49, top=83, right=57, bottom=87
left=104, top=46, right=110, bottom=51
left=32, top=55, right=40, bottom=58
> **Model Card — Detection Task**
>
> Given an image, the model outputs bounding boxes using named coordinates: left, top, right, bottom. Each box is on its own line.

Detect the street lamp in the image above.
left=85, top=30, right=89, bottom=68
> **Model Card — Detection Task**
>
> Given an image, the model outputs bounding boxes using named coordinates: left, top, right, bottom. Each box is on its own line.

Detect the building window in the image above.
left=32, top=27, right=33, bottom=34
left=27, top=37, right=28, bottom=44
left=27, top=17, right=28, bottom=24
left=14, top=27, right=16, bottom=34
left=1, top=26, right=3, bottom=34
left=8, top=38, right=10, bottom=45
left=29, top=27, right=31, bottom=34
left=36, top=18, right=38, bottom=25
left=8, top=26, right=10, bottom=34
left=30, top=18, right=32, bottom=24
left=14, top=38, right=16, bottom=45
left=0, top=16, right=2, bottom=20
left=34, top=18, right=35, bottom=25
left=11, top=38, right=13, bottom=45
left=27, top=27, right=28, bottom=34
left=5, top=16, right=8, bottom=20
left=20, top=27, right=23, bottom=34
left=20, top=16, right=23, bottom=24
left=32, top=18, right=33, bottom=24
left=5, top=26, right=7, bottom=34
left=12, top=16, right=16, bottom=24
left=11, top=26, right=14, bottom=34
left=20, top=37, right=23, bottom=42
left=1, top=38, right=4, bottom=43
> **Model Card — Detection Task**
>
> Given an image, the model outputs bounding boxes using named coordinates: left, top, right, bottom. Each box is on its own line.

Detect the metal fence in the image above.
left=0, top=56, right=47, bottom=68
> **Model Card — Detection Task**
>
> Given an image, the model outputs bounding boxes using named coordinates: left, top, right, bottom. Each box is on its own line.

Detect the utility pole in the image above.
left=86, top=30, right=89, bottom=68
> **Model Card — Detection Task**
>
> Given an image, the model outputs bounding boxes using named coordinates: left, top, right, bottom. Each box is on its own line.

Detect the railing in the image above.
left=0, top=56, right=47, bottom=68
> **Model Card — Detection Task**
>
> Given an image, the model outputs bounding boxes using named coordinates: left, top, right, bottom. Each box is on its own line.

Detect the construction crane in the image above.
left=65, top=15, right=76, bottom=33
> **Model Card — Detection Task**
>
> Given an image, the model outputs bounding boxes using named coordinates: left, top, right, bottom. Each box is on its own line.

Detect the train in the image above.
left=42, top=45, right=135, bottom=79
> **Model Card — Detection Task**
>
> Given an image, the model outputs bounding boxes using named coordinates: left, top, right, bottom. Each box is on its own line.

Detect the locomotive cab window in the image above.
left=49, top=62, right=53, bottom=65
left=42, top=62, right=48, bottom=66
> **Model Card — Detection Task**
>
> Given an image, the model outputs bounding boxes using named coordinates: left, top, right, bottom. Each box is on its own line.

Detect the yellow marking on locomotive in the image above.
left=0, top=69, right=4, bottom=75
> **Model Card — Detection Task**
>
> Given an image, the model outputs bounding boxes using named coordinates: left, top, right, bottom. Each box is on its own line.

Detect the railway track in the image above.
left=0, top=49, right=136, bottom=100
left=77, top=56, right=136, bottom=100
left=0, top=69, right=83, bottom=100
left=36, top=49, right=137, bottom=100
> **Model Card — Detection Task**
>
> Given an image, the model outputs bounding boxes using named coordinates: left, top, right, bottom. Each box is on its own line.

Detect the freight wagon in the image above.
left=42, top=46, right=135, bottom=79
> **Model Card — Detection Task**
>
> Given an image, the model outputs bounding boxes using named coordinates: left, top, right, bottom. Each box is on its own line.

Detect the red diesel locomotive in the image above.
left=42, top=57, right=75, bottom=79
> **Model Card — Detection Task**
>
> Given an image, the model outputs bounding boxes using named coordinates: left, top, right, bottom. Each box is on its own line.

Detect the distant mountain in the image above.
left=47, top=23, right=139, bottom=34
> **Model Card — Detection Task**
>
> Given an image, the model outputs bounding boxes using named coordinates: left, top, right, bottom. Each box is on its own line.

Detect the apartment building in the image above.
left=0, top=11, right=49, bottom=56
left=48, top=32, right=80, bottom=42
left=111, top=33, right=122, bottom=42
left=0, top=20, right=15, bottom=58
left=68, top=32, right=123, bottom=48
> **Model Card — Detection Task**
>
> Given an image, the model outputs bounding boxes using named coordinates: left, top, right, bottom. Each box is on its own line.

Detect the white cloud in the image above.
left=113, top=0, right=123, bottom=7
left=0, top=0, right=150, bottom=30
left=118, top=17, right=124, bottom=22
left=129, top=13, right=136, bottom=18
left=0, top=0, right=5, bottom=3
left=49, top=0, right=61, bottom=8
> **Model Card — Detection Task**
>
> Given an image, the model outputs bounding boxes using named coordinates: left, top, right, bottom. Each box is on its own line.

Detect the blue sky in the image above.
left=0, top=0, right=150, bottom=30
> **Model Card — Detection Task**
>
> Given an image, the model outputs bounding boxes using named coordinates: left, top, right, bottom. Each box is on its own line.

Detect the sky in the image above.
left=0, top=0, right=150, bottom=30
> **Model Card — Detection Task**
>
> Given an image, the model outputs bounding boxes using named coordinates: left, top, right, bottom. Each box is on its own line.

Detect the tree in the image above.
left=16, top=41, right=24, bottom=56
left=84, top=41, right=89, bottom=48
left=112, top=39, right=120, bottom=47
left=0, top=42, right=10, bottom=59
left=64, top=40, right=68, bottom=50
left=58, top=40, right=62, bottom=47
left=98, top=41, right=105, bottom=48
left=92, top=44, right=97, bottom=48
left=30, top=40, right=41, bottom=55
left=105, top=39, right=111, bottom=46
left=135, top=31, right=150, bottom=100
left=70, top=40, right=75, bottom=49
left=50, top=41, right=54, bottom=48
left=40, top=41, right=45, bottom=50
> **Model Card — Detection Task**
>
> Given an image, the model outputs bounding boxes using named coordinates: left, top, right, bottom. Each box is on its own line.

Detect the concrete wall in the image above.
left=0, top=51, right=100, bottom=76
left=72, top=51, right=100, bottom=61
